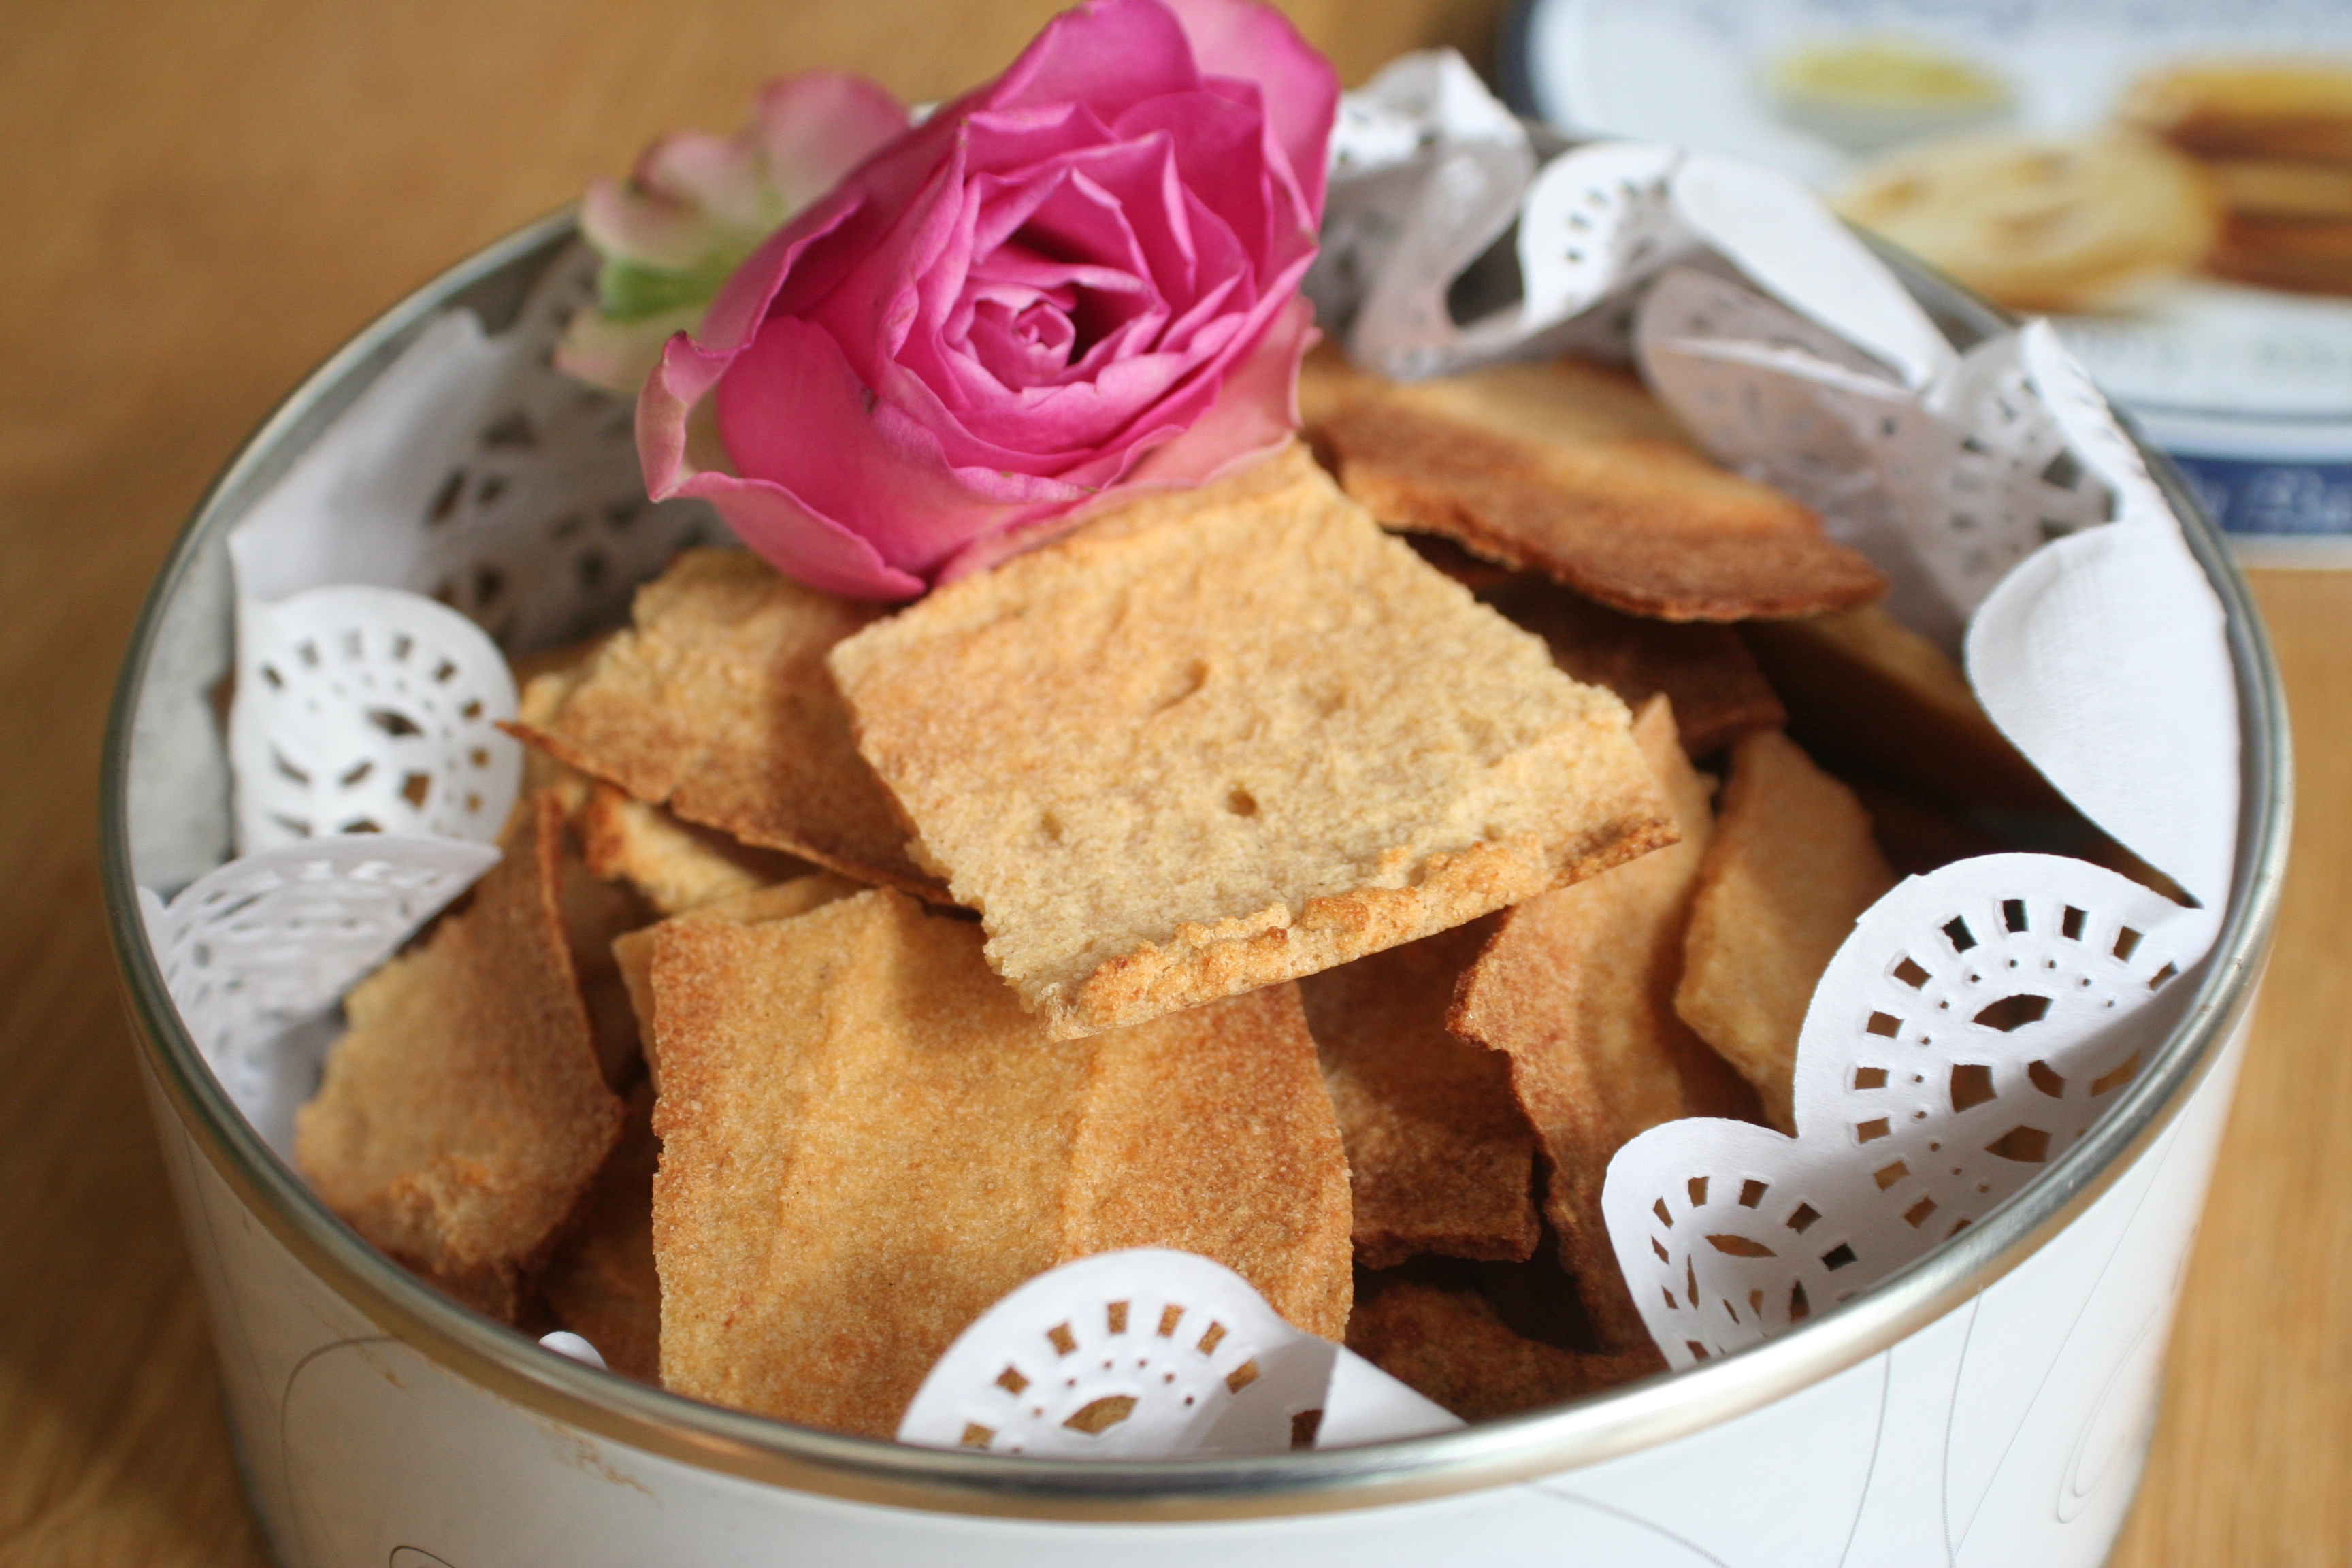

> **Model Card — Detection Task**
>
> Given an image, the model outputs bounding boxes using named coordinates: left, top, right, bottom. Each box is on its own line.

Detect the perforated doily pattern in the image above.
left=225, top=241, right=728, bottom=656
left=1604, top=856, right=2208, bottom=1370
left=1639, top=269, right=2120, bottom=646
left=142, top=836, right=497, bottom=1110
left=392, top=245, right=728, bottom=653
left=1514, top=142, right=1691, bottom=334
left=898, top=1250, right=1458, bottom=1458
left=231, top=586, right=520, bottom=854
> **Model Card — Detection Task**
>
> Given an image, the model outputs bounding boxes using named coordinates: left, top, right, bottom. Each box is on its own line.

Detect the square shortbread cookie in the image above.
left=649, top=888, right=1350, bottom=1437
left=828, top=442, right=1673, bottom=1039
left=1303, top=351, right=1885, bottom=622
left=508, top=549, right=943, bottom=897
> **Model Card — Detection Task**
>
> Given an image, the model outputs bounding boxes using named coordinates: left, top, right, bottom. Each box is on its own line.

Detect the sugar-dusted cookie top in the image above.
left=294, top=794, right=627, bottom=1322
left=649, top=888, right=1350, bottom=1438
left=508, top=549, right=942, bottom=898
left=828, top=442, right=1674, bottom=1039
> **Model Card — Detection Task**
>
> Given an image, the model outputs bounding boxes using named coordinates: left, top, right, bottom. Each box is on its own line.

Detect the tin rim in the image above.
left=99, top=209, right=2291, bottom=1522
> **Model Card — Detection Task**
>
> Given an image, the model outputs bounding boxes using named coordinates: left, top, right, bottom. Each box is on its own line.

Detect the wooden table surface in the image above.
left=3, top=3, right=2346, bottom=1564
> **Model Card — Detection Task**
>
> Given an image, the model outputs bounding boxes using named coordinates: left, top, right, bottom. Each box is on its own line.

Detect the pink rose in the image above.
left=638, top=0, right=1339, bottom=598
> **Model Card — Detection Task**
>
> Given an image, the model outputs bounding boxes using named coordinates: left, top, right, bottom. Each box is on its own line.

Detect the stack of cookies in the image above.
left=2124, top=60, right=2352, bottom=297
left=289, top=345, right=2126, bottom=1437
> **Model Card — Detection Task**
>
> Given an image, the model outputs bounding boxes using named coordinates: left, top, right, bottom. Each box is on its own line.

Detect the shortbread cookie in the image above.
left=2208, top=212, right=2352, bottom=296
left=1450, top=698, right=1761, bottom=1348
left=2122, top=61, right=2352, bottom=165
left=1305, top=357, right=1884, bottom=621
left=295, top=794, right=627, bottom=1321
left=1299, top=915, right=1539, bottom=1269
left=551, top=818, right=655, bottom=1090
left=1484, top=578, right=1786, bottom=755
left=2203, top=158, right=2352, bottom=220
left=610, top=870, right=864, bottom=1089
left=1836, top=130, right=2218, bottom=312
left=1676, top=730, right=1898, bottom=1132
left=507, top=549, right=941, bottom=897
left=538, top=1082, right=662, bottom=1381
left=828, top=443, right=1674, bottom=1039
left=1740, top=604, right=2061, bottom=814
left=510, top=638, right=608, bottom=814
left=650, top=889, right=1350, bottom=1437
left=1345, top=1277, right=1665, bottom=1421
left=577, top=783, right=810, bottom=916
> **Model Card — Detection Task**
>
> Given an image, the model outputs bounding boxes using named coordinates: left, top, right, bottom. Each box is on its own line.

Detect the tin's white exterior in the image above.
left=147, top=1008, right=2247, bottom=1568
left=103, top=211, right=2284, bottom=1568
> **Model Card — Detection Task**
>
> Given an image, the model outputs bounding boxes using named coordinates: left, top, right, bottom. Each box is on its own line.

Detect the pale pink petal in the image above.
left=750, top=71, right=911, bottom=208
left=637, top=130, right=772, bottom=231
left=553, top=302, right=700, bottom=396
left=581, top=173, right=724, bottom=272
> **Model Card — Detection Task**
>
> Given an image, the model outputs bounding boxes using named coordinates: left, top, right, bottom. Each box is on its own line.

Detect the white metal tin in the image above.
left=102, top=212, right=2289, bottom=1567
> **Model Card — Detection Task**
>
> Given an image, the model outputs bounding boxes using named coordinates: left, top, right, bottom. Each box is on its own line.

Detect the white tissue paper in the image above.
left=1313, top=54, right=2242, bottom=1373
left=898, top=1250, right=1460, bottom=1458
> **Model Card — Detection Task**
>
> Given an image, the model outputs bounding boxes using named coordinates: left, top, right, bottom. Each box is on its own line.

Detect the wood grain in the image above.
left=0, top=4, right=2340, bottom=1565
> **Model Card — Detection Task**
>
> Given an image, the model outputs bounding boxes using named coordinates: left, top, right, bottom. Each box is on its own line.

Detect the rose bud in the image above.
left=557, top=73, right=911, bottom=396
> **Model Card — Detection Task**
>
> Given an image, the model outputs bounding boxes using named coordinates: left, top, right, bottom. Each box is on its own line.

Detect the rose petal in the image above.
left=634, top=0, right=1337, bottom=601
left=932, top=293, right=1317, bottom=584
left=1158, top=0, right=1338, bottom=219
left=584, top=76, right=906, bottom=274
left=583, top=169, right=732, bottom=274
left=636, top=130, right=777, bottom=234
left=553, top=301, right=700, bottom=396
left=984, top=0, right=1203, bottom=120
left=1113, top=85, right=1278, bottom=272
left=674, top=470, right=926, bottom=600
left=749, top=71, right=912, bottom=208
left=1120, top=291, right=1314, bottom=488
left=715, top=315, right=1086, bottom=576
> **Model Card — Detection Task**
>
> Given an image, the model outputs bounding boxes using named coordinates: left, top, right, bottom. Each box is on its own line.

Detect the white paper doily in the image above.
left=226, top=242, right=729, bottom=655
left=898, top=1250, right=1460, bottom=1458
left=1603, top=855, right=2210, bottom=1370
left=230, top=585, right=521, bottom=854
left=140, top=836, right=499, bottom=1117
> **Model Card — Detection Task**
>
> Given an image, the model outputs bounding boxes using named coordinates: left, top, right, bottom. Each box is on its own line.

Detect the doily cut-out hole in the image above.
left=1605, top=855, right=2208, bottom=1370
left=231, top=586, right=521, bottom=855
left=898, top=1250, right=1458, bottom=1458
left=141, top=836, right=497, bottom=1113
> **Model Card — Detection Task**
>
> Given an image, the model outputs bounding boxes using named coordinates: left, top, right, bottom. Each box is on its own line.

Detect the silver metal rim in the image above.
left=99, top=209, right=2292, bottom=1522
